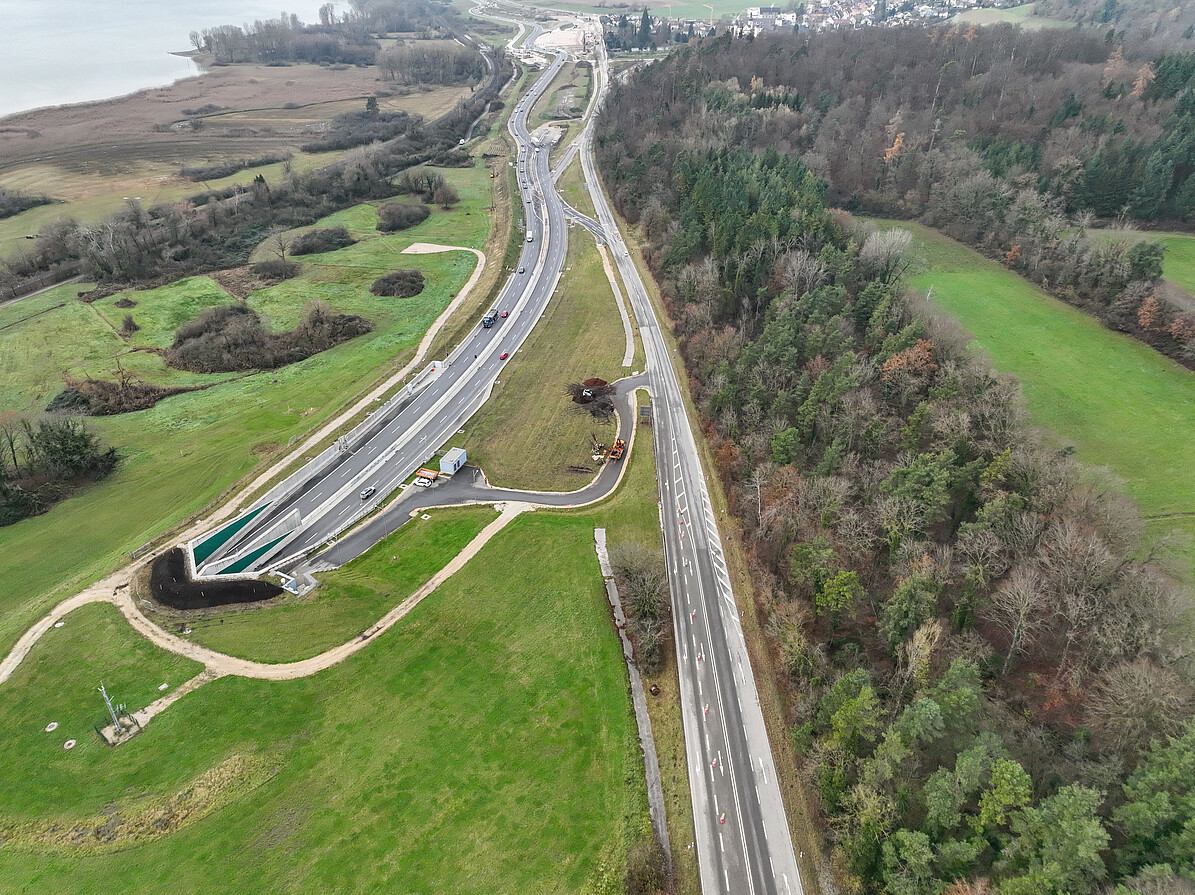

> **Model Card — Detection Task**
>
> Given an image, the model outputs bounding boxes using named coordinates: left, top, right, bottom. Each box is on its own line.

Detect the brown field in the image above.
left=0, top=57, right=471, bottom=251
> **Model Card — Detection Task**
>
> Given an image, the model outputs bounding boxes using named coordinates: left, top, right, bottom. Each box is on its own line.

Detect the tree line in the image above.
left=189, top=0, right=465, bottom=66
left=597, top=51, right=1195, bottom=895
left=1033, top=0, right=1195, bottom=43
left=597, top=25, right=1195, bottom=366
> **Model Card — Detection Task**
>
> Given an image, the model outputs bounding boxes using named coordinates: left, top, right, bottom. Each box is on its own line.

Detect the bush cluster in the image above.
left=178, top=152, right=290, bottom=182
left=376, top=202, right=430, bottom=232
left=370, top=269, right=425, bottom=297
left=165, top=301, right=370, bottom=373
left=288, top=226, right=356, bottom=255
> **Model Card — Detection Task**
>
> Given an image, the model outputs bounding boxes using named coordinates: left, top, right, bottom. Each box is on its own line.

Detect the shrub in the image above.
left=377, top=202, right=430, bottom=232
left=249, top=259, right=300, bottom=280
left=289, top=226, right=356, bottom=255
left=165, top=301, right=370, bottom=373
left=370, top=269, right=425, bottom=297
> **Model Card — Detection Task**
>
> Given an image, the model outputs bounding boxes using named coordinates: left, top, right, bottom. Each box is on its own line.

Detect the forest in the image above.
left=1033, top=0, right=1195, bottom=42
left=598, top=24, right=1195, bottom=366
left=597, top=29, right=1195, bottom=895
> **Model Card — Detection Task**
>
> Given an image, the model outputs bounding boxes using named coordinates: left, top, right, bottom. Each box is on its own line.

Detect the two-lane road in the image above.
left=575, top=26, right=806, bottom=895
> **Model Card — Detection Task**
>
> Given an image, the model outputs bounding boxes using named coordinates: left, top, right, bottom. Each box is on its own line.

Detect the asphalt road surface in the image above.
left=199, top=40, right=573, bottom=574
left=574, top=23, right=807, bottom=895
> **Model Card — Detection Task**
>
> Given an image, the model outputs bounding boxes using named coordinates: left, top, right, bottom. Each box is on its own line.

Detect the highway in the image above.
left=196, top=37, right=574, bottom=575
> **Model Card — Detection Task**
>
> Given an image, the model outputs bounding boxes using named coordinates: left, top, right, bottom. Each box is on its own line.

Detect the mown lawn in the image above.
left=187, top=506, right=498, bottom=663
left=455, top=226, right=628, bottom=491
left=0, top=510, right=647, bottom=894
left=0, top=160, right=494, bottom=655
left=879, top=219, right=1195, bottom=577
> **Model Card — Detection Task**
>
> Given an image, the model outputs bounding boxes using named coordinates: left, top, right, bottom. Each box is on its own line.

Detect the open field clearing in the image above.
left=454, top=228, right=629, bottom=491
left=0, top=161, right=493, bottom=654
left=186, top=506, right=498, bottom=662
left=0, top=511, right=647, bottom=893
left=0, top=150, right=344, bottom=249
left=951, top=2, right=1070, bottom=28
left=881, top=219, right=1195, bottom=577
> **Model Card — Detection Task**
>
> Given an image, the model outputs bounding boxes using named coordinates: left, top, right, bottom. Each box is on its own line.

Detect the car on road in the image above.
left=360, top=486, right=376, bottom=500
left=499, top=351, right=509, bottom=360
left=501, top=310, right=509, bottom=318
left=518, top=266, right=525, bottom=273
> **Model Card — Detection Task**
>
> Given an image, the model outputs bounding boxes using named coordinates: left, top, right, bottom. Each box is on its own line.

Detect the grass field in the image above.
left=878, top=219, right=1195, bottom=577
left=186, top=506, right=498, bottom=663
left=558, top=156, right=599, bottom=220
left=454, top=225, right=629, bottom=491
left=0, top=161, right=494, bottom=656
left=951, top=3, right=1071, bottom=29
left=0, top=509, right=648, bottom=893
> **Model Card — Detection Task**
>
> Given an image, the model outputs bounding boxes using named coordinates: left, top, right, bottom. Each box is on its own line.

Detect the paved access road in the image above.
left=573, top=24, right=807, bottom=895
left=198, top=38, right=575, bottom=575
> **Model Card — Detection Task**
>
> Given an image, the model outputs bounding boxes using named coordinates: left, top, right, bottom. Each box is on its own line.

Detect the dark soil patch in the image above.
left=567, top=380, right=615, bottom=417
left=149, top=547, right=283, bottom=610
left=209, top=264, right=297, bottom=299
left=76, top=285, right=121, bottom=303
left=113, top=297, right=137, bottom=309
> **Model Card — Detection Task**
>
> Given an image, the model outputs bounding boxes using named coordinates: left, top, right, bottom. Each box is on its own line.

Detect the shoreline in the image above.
left=0, top=50, right=211, bottom=125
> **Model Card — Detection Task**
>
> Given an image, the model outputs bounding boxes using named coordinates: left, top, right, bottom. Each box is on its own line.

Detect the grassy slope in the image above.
left=0, top=163, right=492, bottom=654
left=186, top=506, right=498, bottom=662
left=454, top=227, right=627, bottom=491
left=952, top=3, right=1071, bottom=28
left=0, top=602, right=203, bottom=801
left=0, top=511, right=646, bottom=893
left=883, top=219, right=1195, bottom=576
left=1159, top=233, right=1195, bottom=295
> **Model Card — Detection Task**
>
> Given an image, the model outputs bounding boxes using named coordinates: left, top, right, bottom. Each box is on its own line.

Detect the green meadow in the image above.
left=0, top=161, right=492, bottom=653
left=880, top=220, right=1195, bottom=577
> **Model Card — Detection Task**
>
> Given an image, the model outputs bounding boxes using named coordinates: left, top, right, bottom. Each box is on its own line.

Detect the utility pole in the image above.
left=99, top=683, right=123, bottom=733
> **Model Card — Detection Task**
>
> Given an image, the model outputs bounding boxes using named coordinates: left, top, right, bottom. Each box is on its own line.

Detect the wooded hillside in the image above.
left=597, top=28, right=1195, bottom=895
left=598, top=25, right=1195, bottom=366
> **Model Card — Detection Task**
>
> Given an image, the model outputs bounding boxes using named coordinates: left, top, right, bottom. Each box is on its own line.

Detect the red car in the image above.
left=499, top=351, right=509, bottom=360
left=500, top=310, right=509, bottom=318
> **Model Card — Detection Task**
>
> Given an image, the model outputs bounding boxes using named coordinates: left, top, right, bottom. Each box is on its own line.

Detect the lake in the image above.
left=0, top=0, right=324, bottom=118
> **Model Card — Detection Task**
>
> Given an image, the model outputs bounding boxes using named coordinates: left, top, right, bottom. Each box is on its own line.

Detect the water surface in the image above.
left=0, top=0, right=323, bottom=118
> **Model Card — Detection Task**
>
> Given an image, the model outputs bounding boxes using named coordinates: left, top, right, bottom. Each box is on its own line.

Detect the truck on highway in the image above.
left=609, top=438, right=626, bottom=461
left=482, top=307, right=499, bottom=327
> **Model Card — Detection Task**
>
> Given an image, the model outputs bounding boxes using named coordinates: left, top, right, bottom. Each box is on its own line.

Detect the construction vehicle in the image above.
left=609, top=438, right=626, bottom=461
